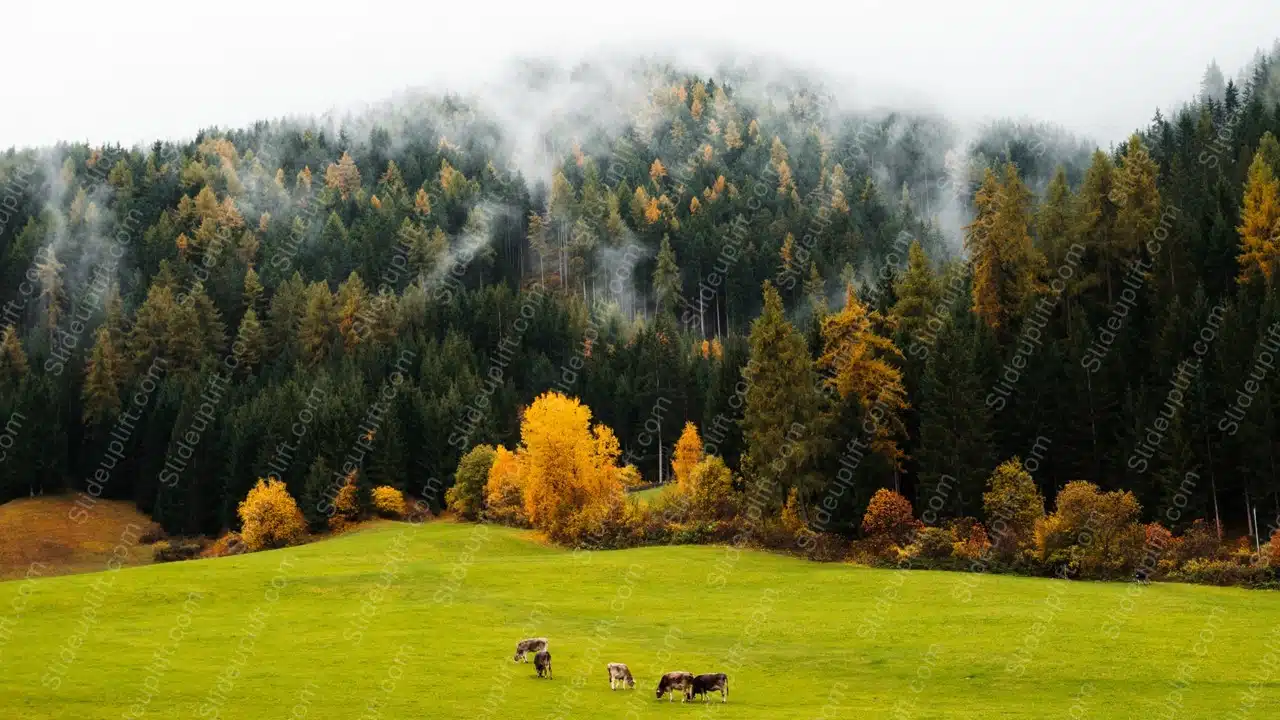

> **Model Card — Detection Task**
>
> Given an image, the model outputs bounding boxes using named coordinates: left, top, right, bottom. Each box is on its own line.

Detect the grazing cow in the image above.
left=513, top=638, right=548, bottom=663
left=686, top=673, right=728, bottom=703
left=655, top=671, right=694, bottom=701
left=607, top=662, right=635, bottom=690
left=534, top=650, right=553, bottom=679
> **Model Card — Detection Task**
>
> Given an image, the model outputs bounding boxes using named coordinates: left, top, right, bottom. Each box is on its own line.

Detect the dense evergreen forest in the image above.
left=3, top=49, right=1280, bottom=549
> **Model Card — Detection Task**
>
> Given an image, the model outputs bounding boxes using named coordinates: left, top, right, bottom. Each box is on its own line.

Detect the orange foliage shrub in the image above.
left=950, top=518, right=990, bottom=561
left=861, top=488, right=920, bottom=548
left=238, top=478, right=308, bottom=551
left=329, top=469, right=360, bottom=530
left=202, top=532, right=247, bottom=558
left=485, top=446, right=529, bottom=526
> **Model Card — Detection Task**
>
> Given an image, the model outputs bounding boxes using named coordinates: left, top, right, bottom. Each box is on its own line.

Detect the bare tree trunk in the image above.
left=1206, top=437, right=1223, bottom=538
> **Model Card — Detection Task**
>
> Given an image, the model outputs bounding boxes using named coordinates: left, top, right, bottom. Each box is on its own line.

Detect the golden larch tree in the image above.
left=671, top=422, right=704, bottom=493
left=1237, top=149, right=1280, bottom=285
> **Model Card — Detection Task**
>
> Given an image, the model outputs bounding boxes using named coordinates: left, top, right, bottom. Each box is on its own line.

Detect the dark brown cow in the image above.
left=513, top=637, right=548, bottom=662
left=686, top=673, right=728, bottom=703
left=655, top=671, right=694, bottom=701
left=534, top=650, right=553, bottom=679
left=607, top=662, right=635, bottom=689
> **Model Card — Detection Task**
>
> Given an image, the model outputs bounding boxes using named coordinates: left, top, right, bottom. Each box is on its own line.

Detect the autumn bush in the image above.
left=686, top=455, right=738, bottom=520
left=861, top=488, right=920, bottom=550
left=1035, top=481, right=1145, bottom=578
left=238, top=478, right=308, bottom=551
left=1175, top=519, right=1223, bottom=563
left=152, top=539, right=205, bottom=563
left=372, top=486, right=406, bottom=518
left=329, top=470, right=361, bottom=530
left=484, top=446, right=529, bottom=526
left=982, top=458, right=1044, bottom=562
left=447, top=444, right=495, bottom=520
left=912, top=526, right=955, bottom=560
left=1172, top=559, right=1275, bottom=588
left=1140, top=523, right=1177, bottom=579
left=202, top=531, right=247, bottom=558
left=950, top=518, right=990, bottom=561
left=1265, top=529, right=1280, bottom=568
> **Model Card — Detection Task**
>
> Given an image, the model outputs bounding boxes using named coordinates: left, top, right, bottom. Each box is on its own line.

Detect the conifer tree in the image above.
left=1237, top=150, right=1280, bottom=285
left=234, top=308, right=265, bottom=374
left=0, top=325, right=29, bottom=383
left=890, top=241, right=941, bottom=342
left=652, top=234, right=680, bottom=317
left=1111, top=134, right=1162, bottom=295
left=242, top=266, right=263, bottom=313
left=267, top=272, right=306, bottom=358
left=298, top=281, right=336, bottom=363
left=83, top=326, right=122, bottom=424
left=818, top=284, right=908, bottom=468
left=671, top=422, right=704, bottom=492
left=741, top=282, right=819, bottom=507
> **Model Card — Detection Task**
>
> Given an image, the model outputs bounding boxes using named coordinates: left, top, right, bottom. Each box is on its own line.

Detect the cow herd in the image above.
left=512, top=637, right=729, bottom=703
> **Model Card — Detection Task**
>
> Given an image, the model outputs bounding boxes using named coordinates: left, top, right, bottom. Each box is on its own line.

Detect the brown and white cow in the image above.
left=534, top=650, right=553, bottom=679
left=513, top=637, right=548, bottom=662
left=686, top=673, right=728, bottom=703
left=607, top=662, right=635, bottom=689
left=655, top=671, right=694, bottom=701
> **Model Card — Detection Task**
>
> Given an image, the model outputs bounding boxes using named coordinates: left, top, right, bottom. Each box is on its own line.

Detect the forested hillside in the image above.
left=2, top=49, right=1280, bottom=550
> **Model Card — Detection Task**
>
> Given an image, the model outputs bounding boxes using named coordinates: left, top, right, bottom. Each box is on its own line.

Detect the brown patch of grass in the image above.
left=0, top=495, right=162, bottom=580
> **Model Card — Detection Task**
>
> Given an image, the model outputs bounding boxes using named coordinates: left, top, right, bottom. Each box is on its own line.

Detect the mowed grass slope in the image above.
left=2, top=521, right=1279, bottom=719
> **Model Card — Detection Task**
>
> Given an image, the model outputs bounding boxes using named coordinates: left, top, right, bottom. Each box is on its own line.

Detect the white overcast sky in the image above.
left=3, top=0, right=1279, bottom=151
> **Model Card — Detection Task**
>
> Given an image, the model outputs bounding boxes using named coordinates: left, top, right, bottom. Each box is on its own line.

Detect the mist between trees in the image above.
left=2, top=50, right=1280, bottom=590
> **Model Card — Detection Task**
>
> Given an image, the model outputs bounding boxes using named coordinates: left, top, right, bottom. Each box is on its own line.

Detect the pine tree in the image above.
left=82, top=326, right=122, bottom=424
left=741, top=282, right=819, bottom=507
left=890, top=241, right=941, bottom=342
left=1111, top=134, right=1162, bottom=296
left=298, top=281, right=336, bottom=363
left=0, top=325, right=29, bottom=383
left=234, top=308, right=265, bottom=374
left=965, top=164, right=1042, bottom=330
left=915, top=316, right=995, bottom=517
left=242, top=266, right=263, bottom=313
left=267, top=272, right=307, bottom=358
left=652, top=235, right=680, bottom=317
left=1076, top=150, right=1119, bottom=303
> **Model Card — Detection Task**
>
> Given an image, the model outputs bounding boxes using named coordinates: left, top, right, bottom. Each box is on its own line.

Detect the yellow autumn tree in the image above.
left=965, top=164, right=1042, bottom=331
left=650, top=158, right=667, bottom=186
left=723, top=119, right=743, bottom=150
left=671, top=422, right=704, bottom=493
left=324, top=152, right=362, bottom=201
left=1237, top=149, right=1280, bottom=285
left=690, top=81, right=707, bottom=120
left=414, top=187, right=432, bottom=216
left=485, top=445, right=529, bottom=526
left=518, top=392, right=626, bottom=540
left=238, top=478, right=308, bottom=551
left=818, top=285, right=909, bottom=468
left=643, top=197, right=662, bottom=225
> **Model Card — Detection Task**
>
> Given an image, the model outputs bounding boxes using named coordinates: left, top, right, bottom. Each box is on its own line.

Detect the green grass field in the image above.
left=632, top=484, right=673, bottom=504
left=3, top=520, right=1278, bottom=719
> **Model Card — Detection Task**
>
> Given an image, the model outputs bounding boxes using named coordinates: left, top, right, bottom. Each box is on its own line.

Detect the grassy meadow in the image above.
left=2, top=520, right=1278, bottom=718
